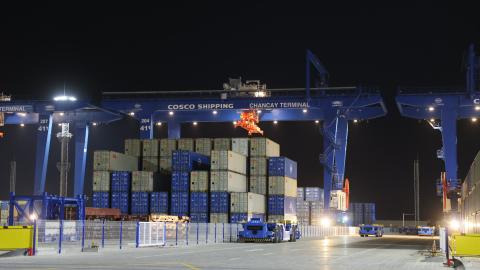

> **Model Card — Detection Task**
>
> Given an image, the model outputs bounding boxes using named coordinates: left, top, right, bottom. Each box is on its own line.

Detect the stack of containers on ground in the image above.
left=305, top=187, right=324, bottom=225
left=349, top=203, right=364, bottom=226
left=0, top=201, right=9, bottom=225
left=296, top=187, right=310, bottom=224
left=92, top=151, right=138, bottom=212
left=189, top=171, right=209, bottom=222
left=171, top=150, right=210, bottom=217
left=363, top=203, right=376, bottom=224
left=142, top=139, right=159, bottom=172
left=249, top=138, right=279, bottom=195
left=159, top=139, right=177, bottom=173
left=195, top=138, right=212, bottom=156
left=210, top=138, right=248, bottom=223
left=267, top=157, right=297, bottom=223
left=230, top=192, right=265, bottom=223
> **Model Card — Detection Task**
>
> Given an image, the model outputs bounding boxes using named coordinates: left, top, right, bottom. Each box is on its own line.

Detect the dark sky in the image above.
left=0, top=3, right=479, bottom=221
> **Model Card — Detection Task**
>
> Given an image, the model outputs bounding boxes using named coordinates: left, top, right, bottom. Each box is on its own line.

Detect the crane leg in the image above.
left=33, top=114, right=53, bottom=195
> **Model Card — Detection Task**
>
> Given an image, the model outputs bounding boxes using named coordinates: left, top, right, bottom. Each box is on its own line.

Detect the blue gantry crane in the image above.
left=396, top=44, right=480, bottom=212
left=102, top=50, right=387, bottom=208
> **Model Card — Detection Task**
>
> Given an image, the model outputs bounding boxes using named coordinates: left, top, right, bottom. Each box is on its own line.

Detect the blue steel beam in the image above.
left=33, top=114, right=53, bottom=195
left=73, top=122, right=89, bottom=197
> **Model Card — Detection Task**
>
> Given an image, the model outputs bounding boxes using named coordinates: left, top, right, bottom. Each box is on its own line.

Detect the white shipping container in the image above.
left=190, top=171, right=209, bottom=192
left=213, top=138, right=231, bottom=151
left=297, top=187, right=305, bottom=200
left=305, top=187, right=324, bottom=202
left=210, top=171, right=247, bottom=192
left=142, top=156, right=159, bottom=172
left=159, top=157, right=172, bottom=172
left=232, top=138, right=249, bottom=156
left=210, top=213, right=229, bottom=223
left=211, top=150, right=247, bottom=174
left=249, top=157, right=268, bottom=176
left=93, top=151, right=138, bottom=171
left=330, top=190, right=347, bottom=211
left=124, top=139, right=142, bottom=157
left=132, top=171, right=155, bottom=192
left=249, top=175, right=267, bottom=195
left=268, top=176, right=297, bottom=197
left=230, top=192, right=265, bottom=214
left=160, top=139, right=177, bottom=157
left=250, top=138, right=280, bottom=157
left=268, top=214, right=297, bottom=223
left=93, top=171, right=110, bottom=191
left=178, top=138, right=194, bottom=151
left=142, top=139, right=160, bottom=157
left=195, top=138, right=212, bottom=156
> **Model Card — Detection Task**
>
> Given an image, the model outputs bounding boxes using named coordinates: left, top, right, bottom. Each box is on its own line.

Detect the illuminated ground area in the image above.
left=0, top=235, right=479, bottom=270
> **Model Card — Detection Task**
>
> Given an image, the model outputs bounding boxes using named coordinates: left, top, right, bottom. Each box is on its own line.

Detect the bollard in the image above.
left=119, top=221, right=123, bottom=250
left=196, top=223, right=199, bottom=245
left=175, top=222, right=178, bottom=246
left=214, top=223, right=217, bottom=243
left=58, top=219, right=63, bottom=254
left=236, top=224, right=239, bottom=242
left=222, top=223, right=225, bottom=243
left=186, top=223, right=189, bottom=246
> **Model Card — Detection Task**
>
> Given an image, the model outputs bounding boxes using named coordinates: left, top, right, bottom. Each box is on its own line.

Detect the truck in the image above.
left=238, top=218, right=300, bottom=243
left=359, top=224, right=384, bottom=237
left=417, top=226, right=435, bottom=236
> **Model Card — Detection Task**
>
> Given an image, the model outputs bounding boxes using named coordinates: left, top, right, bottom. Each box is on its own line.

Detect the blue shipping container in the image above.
left=111, top=171, right=131, bottom=192
left=131, top=192, right=150, bottom=215
left=268, top=157, right=297, bottom=179
left=333, top=178, right=344, bottom=190
left=190, top=192, right=208, bottom=213
left=230, top=213, right=265, bottom=223
left=172, top=171, right=190, bottom=192
left=190, top=213, right=209, bottom=223
left=111, top=192, right=129, bottom=214
left=210, top=192, right=230, bottom=213
left=172, top=151, right=210, bottom=171
left=92, top=192, right=110, bottom=208
left=170, top=192, right=189, bottom=216
left=268, top=195, right=296, bottom=215
left=150, top=192, right=169, bottom=214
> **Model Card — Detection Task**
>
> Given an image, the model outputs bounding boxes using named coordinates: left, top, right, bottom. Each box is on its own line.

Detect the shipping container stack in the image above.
left=159, top=139, right=177, bottom=173
left=171, top=149, right=210, bottom=218
left=210, top=138, right=249, bottom=223
left=131, top=171, right=160, bottom=215
left=296, top=187, right=310, bottom=224
left=230, top=192, right=266, bottom=223
left=190, top=171, right=209, bottom=222
left=349, top=202, right=376, bottom=226
left=142, top=139, right=159, bottom=172
left=0, top=201, right=9, bottom=225
left=267, top=157, right=298, bottom=223
left=305, top=187, right=324, bottom=225
left=92, top=150, right=139, bottom=212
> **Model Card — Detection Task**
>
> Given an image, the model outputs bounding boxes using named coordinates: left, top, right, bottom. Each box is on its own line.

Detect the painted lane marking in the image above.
left=245, top=248, right=264, bottom=252
left=228, top=257, right=241, bottom=261
left=181, top=262, right=201, bottom=270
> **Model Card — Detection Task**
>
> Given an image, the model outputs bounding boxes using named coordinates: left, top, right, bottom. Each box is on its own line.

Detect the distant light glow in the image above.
left=58, top=123, right=62, bottom=127
left=92, top=122, right=97, bottom=126
left=353, top=119, right=358, bottom=123
left=129, top=112, right=135, bottom=116
left=320, top=217, right=332, bottom=227
left=430, top=118, right=435, bottom=122
left=59, top=112, right=64, bottom=116
left=302, top=109, right=308, bottom=113
left=20, top=123, right=25, bottom=127
left=472, top=118, right=477, bottom=122
left=53, top=95, right=76, bottom=102
left=254, top=91, right=266, bottom=97
left=315, top=120, right=319, bottom=124
left=29, top=213, right=37, bottom=221
left=156, top=122, right=162, bottom=126
left=449, top=219, right=460, bottom=231
left=342, top=216, right=349, bottom=223
left=428, top=106, right=435, bottom=112
left=17, top=113, right=26, bottom=117
left=169, top=111, right=174, bottom=116
left=257, top=110, right=262, bottom=114
left=213, top=110, right=218, bottom=115
left=233, top=121, right=237, bottom=125
left=476, top=106, right=480, bottom=111
left=273, top=120, right=278, bottom=124
left=193, top=122, right=198, bottom=126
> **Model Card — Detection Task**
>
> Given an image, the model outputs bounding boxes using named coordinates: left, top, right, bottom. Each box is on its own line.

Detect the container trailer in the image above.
left=359, top=224, right=384, bottom=237
left=238, top=218, right=300, bottom=243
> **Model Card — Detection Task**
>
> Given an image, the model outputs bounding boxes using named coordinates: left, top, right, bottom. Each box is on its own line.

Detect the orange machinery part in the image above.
left=343, top=178, right=350, bottom=210
left=235, top=110, right=264, bottom=135
left=441, top=172, right=447, bottom=211
left=0, top=132, right=4, bottom=138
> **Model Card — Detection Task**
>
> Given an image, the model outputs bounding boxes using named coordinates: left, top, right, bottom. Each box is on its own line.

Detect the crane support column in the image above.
left=138, top=113, right=153, bottom=139
left=334, top=116, right=349, bottom=189
left=440, top=104, right=459, bottom=208
left=168, top=121, right=181, bottom=139
left=33, top=114, right=53, bottom=195
left=73, top=122, right=89, bottom=197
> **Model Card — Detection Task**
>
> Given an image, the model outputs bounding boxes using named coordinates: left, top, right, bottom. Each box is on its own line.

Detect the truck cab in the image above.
left=359, top=224, right=384, bottom=237
left=417, top=226, right=435, bottom=236
left=238, top=218, right=300, bottom=243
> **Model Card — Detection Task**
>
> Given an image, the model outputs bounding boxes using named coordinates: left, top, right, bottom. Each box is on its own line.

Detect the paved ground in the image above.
left=1, top=235, right=479, bottom=270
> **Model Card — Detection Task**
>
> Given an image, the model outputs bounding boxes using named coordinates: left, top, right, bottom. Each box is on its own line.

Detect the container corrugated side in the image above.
left=249, top=157, right=268, bottom=176
left=268, top=176, right=297, bottom=197
left=190, top=213, right=209, bottom=223
left=232, top=138, right=249, bottom=156
left=249, top=175, right=267, bottom=195
left=211, top=150, right=246, bottom=174
left=231, top=213, right=265, bottom=223
left=172, top=171, right=190, bottom=192
left=159, top=157, right=172, bottom=172
left=190, top=192, right=208, bottom=213
left=170, top=192, right=189, bottom=216
left=210, top=192, right=230, bottom=213
left=268, top=195, right=296, bottom=215
left=210, top=171, right=247, bottom=192
left=132, top=171, right=157, bottom=192
left=250, top=138, right=280, bottom=157
left=131, top=192, right=150, bottom=215
left=210, top=213, right=229, bottom=223
left=190, top=171, right=209, bottom=192
left=195, top=138, right=212, bottom=156
left=93, top=151, right=138, bottom=171
left=268, top=157, right=297, bottom=179
left=92, top=192, right=110, bottom=208
left=230, top=192, right=265, bottom=214
left=213, top=138, right=231, bottom=151
left=111, top=171, right=131, bottom=192
left=160, top=139, right=177, bottom=157
left=93, top=171, right=110, bottom=192
left=178, top=138, right=194, bottom=152
left=305, top=187, right=324, bottom=202
left=111, top=192, right=129, bottom=214
left=142, top=156, right=159, bottom=172
left=297, top=187, right=305, bottom=200
left=150, top=192, right=169, bottom=214
left=124, top=139, right=142, bottom=157
left=142, top=139, right=160, bottom=157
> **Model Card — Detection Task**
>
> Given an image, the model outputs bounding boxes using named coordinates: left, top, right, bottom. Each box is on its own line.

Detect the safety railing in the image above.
left=22, top=220, right=357, bottom=254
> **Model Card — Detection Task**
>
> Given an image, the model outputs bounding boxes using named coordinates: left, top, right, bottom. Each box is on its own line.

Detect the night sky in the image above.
left=0, top=3, right=479, bottom=222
